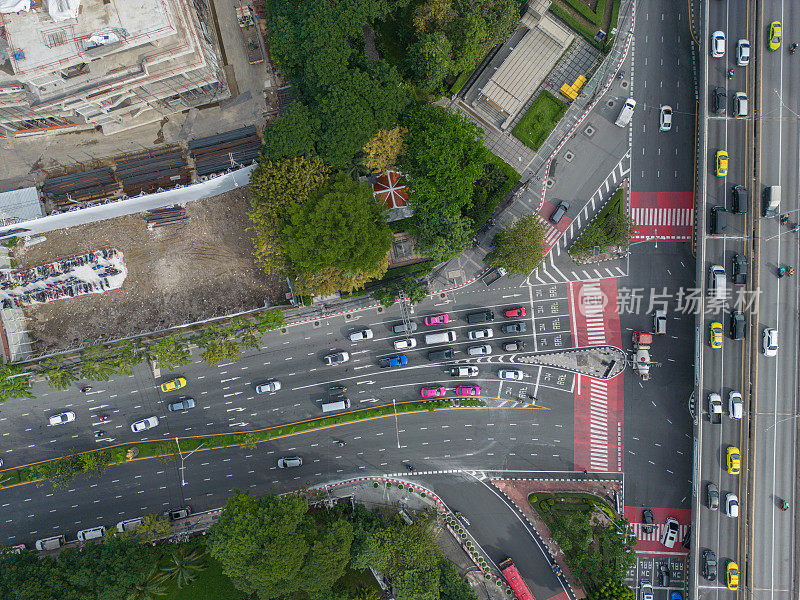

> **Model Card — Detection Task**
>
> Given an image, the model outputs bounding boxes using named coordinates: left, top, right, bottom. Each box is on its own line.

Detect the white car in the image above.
left=661, top=517, right=680, bottom=548
left=728, top=391, right=743, bottom=419
left=736, top=39, right=750, bottom=66
left=659, top=106, right=673, bottom=131
left=131, top=416, right=159, bottom=433
left=499, top=369, right=524, bottom=380
left=725, top=493, right=739, bottom=518
left=349, top=328, right=373, bottom=342
left=641, top=583, right=654, bottom=600
left=393, top=338, right=417, bottom=350
left=255, top=379, right=281, bottom=394
left=711, top=31, right=726, bottom=58
left=324, top=352, right=350, bottom=365
left=763, top=328, right=778, bottom=357
left=467, top=328, right=494, bottom=340
left=49, top=411, right=76, bottom=426
left=467, top=344, right=492, bottom=356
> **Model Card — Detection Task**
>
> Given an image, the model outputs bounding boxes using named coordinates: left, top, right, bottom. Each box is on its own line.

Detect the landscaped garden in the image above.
left=511, top=91, right=569, bottom=151
left=529, top=492, right=636, bottom=596
left=568, top=187, right=637, bottom=261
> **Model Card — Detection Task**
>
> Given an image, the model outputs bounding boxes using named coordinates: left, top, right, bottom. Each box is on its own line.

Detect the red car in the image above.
left=455, top=386, right=481, bottom=396
left=420, top=386, right=446, bottom=398
left=424, top=314, right=450, bottom=326
left=503, top=306, right=527, bottom=318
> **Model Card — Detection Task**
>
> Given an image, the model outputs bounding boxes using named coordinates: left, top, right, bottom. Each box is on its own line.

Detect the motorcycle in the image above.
left=98, top=415, right=109, bottom=423
left=405, top=464, right=414, bottom=472
left=728, top=68, right=734, bottom=79
left=81, top=386, right=92, bottom=393
left=334, top=440, right=345, bottom=447
left=617, top=70, right=624, bottom=80
left=781, top=500, right=790, bottom=511
left=780, top=214, right=789, bottom=225
left=94, top=431, right=106, bottom=438
left=791, top=43, right=798, bottom=54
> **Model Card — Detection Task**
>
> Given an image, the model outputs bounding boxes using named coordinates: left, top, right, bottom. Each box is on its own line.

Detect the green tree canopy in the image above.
left=411, top=210, right=474, bottom=264
left=405, top=33, right=454, bottom=91
left=486, top=214, right=547, bottom=275
left=282, top=175, right=392, bottom=293
left=586, top=579, right=636, bottom=600
left=261, top=101, right=320, bottom=163
left=448, top=13, right=488, bottom=74
left=401, top=105, right=489, bottom=219
left=208, top=492, right=353, bottom=600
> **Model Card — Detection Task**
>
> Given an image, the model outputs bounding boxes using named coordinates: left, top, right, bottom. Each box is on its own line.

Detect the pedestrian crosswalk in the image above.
left=589, top=379, right=610, bottom=472
left=630, top=191, right=694, bottom=242
left=631, top=207, right=693, bottom=241
left=580, top=282, right=607, bottom=346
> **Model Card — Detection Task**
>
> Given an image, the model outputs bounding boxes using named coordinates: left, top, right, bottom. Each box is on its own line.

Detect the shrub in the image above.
left=374, top=482, right=379, bottom=488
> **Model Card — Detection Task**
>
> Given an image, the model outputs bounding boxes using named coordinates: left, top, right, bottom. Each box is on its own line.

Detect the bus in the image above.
left=499, top=558, right=535, bottom=600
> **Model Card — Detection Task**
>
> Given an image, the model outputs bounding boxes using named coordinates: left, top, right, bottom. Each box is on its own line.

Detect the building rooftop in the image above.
left=2, top=0, right=176, bottom=78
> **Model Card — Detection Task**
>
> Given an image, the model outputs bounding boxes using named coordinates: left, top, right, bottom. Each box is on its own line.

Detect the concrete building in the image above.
left=0, top=0, right=229, bottom=136
left=473, top=0, right=573, bottom=130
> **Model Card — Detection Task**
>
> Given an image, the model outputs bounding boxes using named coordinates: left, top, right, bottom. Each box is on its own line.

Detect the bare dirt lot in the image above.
left=16, top=188, right=287, bottom=354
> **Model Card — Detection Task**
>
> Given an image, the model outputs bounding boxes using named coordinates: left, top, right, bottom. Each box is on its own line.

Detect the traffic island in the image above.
left=515, top=345, right=626, bottom=379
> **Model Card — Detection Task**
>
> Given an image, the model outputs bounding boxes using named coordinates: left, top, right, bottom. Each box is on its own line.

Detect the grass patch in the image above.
left=512, top=91, right=568, bottom=151
left=465, top=153, right=521, bottom=228
left=569, top=187, right=635, bottom=257
left=564, top=0, right=607, bottom=25
left=449, top=70, right=471, bottom=95
left=550, top=3, right=605, bottom=51
left=3, top=398, right=479, bottom=488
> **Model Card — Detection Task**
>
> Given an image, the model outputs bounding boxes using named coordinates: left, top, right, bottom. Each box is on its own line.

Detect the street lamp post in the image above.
left=175, top=437, right=205, bottom=487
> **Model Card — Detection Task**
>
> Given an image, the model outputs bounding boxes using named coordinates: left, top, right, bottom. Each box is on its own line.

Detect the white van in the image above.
left=321, top=398, right=351, bottom=413
left=34, top=534, right=65, bottom=551
left=615, top=99, right=636, bottom=127
left=77, top=525, right=106, bottom=542
left=709, top=265, right=726, bottom=300
left=116, top=517, right=143, bottom=533
left=424, top=330, right=457, bottom=345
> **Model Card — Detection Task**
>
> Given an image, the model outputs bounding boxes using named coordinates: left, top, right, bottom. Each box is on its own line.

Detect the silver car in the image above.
left=498, top=369, right=523, bottom=380
left=277, top=456, right=302, bottom=468
left=255, top=379, right=282, bottom=394
left=167, top=397, right=195, bottom=411
left=49, top=411, right=76, bottom=426
left=467, top=344, right=492, bottom=356
left=131, top=416, right=159, bottom=433
left=736, top=39, right=750, bottom=66
left=324, top=352, right=350, bottom=365
left=763, top=328, right=778, bottom=357
left=467, top=328, right=493, bottom=340
left=348, top=328, right=373, bottom=342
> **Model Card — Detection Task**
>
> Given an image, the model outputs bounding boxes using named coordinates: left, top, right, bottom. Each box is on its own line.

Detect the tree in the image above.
left=146, top=336, right=190, bottom=371
left=375, top=275, right=429, bottom=306
left=79, top=449, right=113, bottom=478
left=438, top=558, right=478, bottom=600
left=405, top=33, right=454, bottom=91
left=294, top=258, right=390, bottom=296
left=40, top=355, right=80, bottom=391
left=586, top=579, right=635, bottom=600
left=260, top=101, right=320, bottom=163
left=363, top=126, right=408, bottom=173
left=603, top=212, right=638, bottom=247
left=208, top=492, right=353, bottom=600
left=282, top=175, right=392, bottom=294
left=163, top=548, right=207, bottom=588
left=256, top=310, right=285, bottom=334
left=401, top=105, right=489, bottom=219
left=0, top=362, right=33, bottom=402
left=412, top=0, right=456, bottom=34
left=411, top=210, right=474, bottom=264
left=117, top=514, right=171, bottom=544
left=448, top=13, right=487, bottom=74
left=485, top=214, right=547, bottom=275
left=126, top=564, right=169, bottom=600
left=465, top=0, right=525, bottom=46
left=79, top=345, right=117, bottom=381
left=113, top=341, right=146, bottom=375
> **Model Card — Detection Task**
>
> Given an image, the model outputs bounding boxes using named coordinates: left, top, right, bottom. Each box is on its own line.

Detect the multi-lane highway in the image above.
left=696, top=0, right=800, bottom=599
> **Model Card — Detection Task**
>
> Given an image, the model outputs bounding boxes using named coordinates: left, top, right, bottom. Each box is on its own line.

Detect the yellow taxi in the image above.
left=715, top=150, right=728, bottom=177
left=726, top=561, right=739, bottom=591
left=726, top=446, right=741, bottom=475
left=709, top=322, right=723, bottom=349
left=160, top=377, right=187, bottom=393
left=769, top=21, right=782, bottom=50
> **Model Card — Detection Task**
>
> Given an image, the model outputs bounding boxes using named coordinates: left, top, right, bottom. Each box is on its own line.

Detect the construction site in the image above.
left=12, top=185, right=287, bottom=355
left=0, top=0, right=231, bottom=136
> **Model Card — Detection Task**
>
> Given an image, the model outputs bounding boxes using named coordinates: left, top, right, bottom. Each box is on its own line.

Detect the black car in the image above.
left=702, top=548, right=717, bottom=581
left=659, top=563, right=671, bottom=587
left=550, top=201, right=570, bottom=224
left=732, top=253, right=747, bottom=284
left=501, top=321, right=527, bottom=334
left=642, top=509, right=654, bottom=534
left=713, top=87, right=727, bottom=114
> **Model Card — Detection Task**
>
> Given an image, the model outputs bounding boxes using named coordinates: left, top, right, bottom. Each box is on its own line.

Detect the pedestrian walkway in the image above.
left=630, top=191, right=693, bottom=242
left=568, top=279, right=624, bottom=473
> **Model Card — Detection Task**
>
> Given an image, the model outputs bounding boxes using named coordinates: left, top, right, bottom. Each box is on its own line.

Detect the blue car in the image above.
left=670, top=592, right=683, bottom=600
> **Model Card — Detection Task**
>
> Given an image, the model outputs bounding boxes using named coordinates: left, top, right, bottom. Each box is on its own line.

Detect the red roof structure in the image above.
left=372, top=170, right=408, bottom=210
